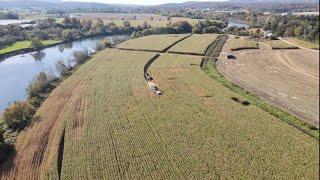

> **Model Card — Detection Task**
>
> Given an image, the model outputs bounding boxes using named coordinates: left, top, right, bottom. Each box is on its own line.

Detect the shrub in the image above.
left=26, top=72, right=51, bottom=99
left=30, top=38, right=44, bottom=49
left=95, top=41, right=105, bottom=51
left=55, top=60, right=70, bottom=76
left=0, top=131, right=13, bottom=163
left=112, top=36, right=130, bottom=44
left=73, top=49, right=89, bottom=65
left=1, top=102, right=35, bottom=132
left=62, top=29, right=73, bottom=41
left=28, top=96, right=42, bottom=108
left=171, top=21, right=192, bottom=33
left=95, top=38, right=112, bottom=51
left=123, top=20, right=131, bottom=28
left=203, top=26, right=223, bottom=34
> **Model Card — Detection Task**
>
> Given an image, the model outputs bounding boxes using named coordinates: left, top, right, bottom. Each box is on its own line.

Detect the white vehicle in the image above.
left=147, top=82, right=163, bottom=96
left=148, top=82, right=159, bottom=91
left=155, top=90, right=163, bottom=96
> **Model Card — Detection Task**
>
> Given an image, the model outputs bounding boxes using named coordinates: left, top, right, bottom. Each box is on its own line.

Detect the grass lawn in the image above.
left=267, top=40, right=298, bottom=49
left=284, top=38, right=319, bottom=50
left=229, top=39, right=259, bottom=51
left=0, top=40, right=60, bottom=55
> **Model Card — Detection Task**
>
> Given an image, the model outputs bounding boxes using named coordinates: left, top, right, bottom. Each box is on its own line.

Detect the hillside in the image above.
left=1, top=0, right=318, bottom=10
left=0, top=0, right=140, bottom=9
left=1, top=34, right=318, bottom=179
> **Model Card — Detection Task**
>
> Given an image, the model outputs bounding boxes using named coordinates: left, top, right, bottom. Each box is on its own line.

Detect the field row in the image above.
left=117, top=34, right=219, bottom=55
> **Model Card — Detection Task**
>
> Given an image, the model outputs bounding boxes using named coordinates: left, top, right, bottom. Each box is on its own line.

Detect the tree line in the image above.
left=131, top=19, right=226, bottom=38
left=0, top=12, right=18, bottom=20
left=0, top=16, right=146, bottom=49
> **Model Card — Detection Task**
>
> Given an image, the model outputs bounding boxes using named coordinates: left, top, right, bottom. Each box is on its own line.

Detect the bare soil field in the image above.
left=217, top=36, right=319, bottom=127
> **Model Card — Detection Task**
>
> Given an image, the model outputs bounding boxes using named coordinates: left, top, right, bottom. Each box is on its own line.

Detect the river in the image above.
left=0, top=19, right=32, bottom=25
left=227, top=20, right=250, bottom=28
left=0, top=35, right=128, bottom=113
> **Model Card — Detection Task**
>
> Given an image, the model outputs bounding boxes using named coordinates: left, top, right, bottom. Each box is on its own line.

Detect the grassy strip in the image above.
left=230, top=39, right=258, bottom=51
left=204, top=60, right=319, bottom=139
left=267, top=40, right=298, bottom=50
left=284, top=38, right=319, bottom=50
left=0, top=40, right=60, bottom=55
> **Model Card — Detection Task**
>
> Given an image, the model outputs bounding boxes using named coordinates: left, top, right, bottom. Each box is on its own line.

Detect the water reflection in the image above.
left=227, top=20, right=250, bottom=29
left=31, top=51, right=46, bottom=61
left=58, top=45, right=64, bottom=53
left=63, top=42, right=73, bottom=49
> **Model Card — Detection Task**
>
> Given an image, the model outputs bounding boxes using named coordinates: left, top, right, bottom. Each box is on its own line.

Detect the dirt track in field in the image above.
left=217, top=36, right=319, bottom=127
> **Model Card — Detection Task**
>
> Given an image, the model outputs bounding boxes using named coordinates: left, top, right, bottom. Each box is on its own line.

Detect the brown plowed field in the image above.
left=217, top=36, right=319, bottom=127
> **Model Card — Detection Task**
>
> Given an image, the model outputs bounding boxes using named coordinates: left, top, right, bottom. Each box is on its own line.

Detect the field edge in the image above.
left=204, top=60, right=319, bottom=139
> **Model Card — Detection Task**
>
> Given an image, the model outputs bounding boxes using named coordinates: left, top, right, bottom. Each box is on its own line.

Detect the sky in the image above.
left=62, top=0, right=227, bottom=5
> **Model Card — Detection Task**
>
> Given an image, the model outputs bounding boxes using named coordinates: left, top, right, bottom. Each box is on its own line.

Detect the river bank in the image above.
left=0, top=35, right=130, bottom=113
left=0, top=34, right=130, bottom=60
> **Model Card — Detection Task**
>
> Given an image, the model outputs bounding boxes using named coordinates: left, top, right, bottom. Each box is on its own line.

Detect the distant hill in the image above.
left=0, top=0, right=318, bottom=10
left=0, top=0, right=141, bottom=9
left=156, top=0, right=318, bottom=9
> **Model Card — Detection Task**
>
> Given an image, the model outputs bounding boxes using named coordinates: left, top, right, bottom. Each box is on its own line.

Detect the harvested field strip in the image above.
left=267, top=40, right=298, bottom=49
left=117, top=34, right=190, bottom=52
left=217, top=35, right=319, bottom=131
left=150, top=53, right=319, bottom=178
left=217, top=46, right=319, bottom=128
left=201, top=35, right=228, bottom=69
left=59, top=51, right=318, bottom=178
left=206, top=60, right=319, bottom=139
left=283, top=38, right=319, bottom=50
left=229, top=39, right=258, bottom=51
left=168, top=34, right=219, bottom=55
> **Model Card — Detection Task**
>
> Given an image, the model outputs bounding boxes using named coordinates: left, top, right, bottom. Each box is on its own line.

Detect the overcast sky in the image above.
left=62, top=0, right=227, bottom=5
